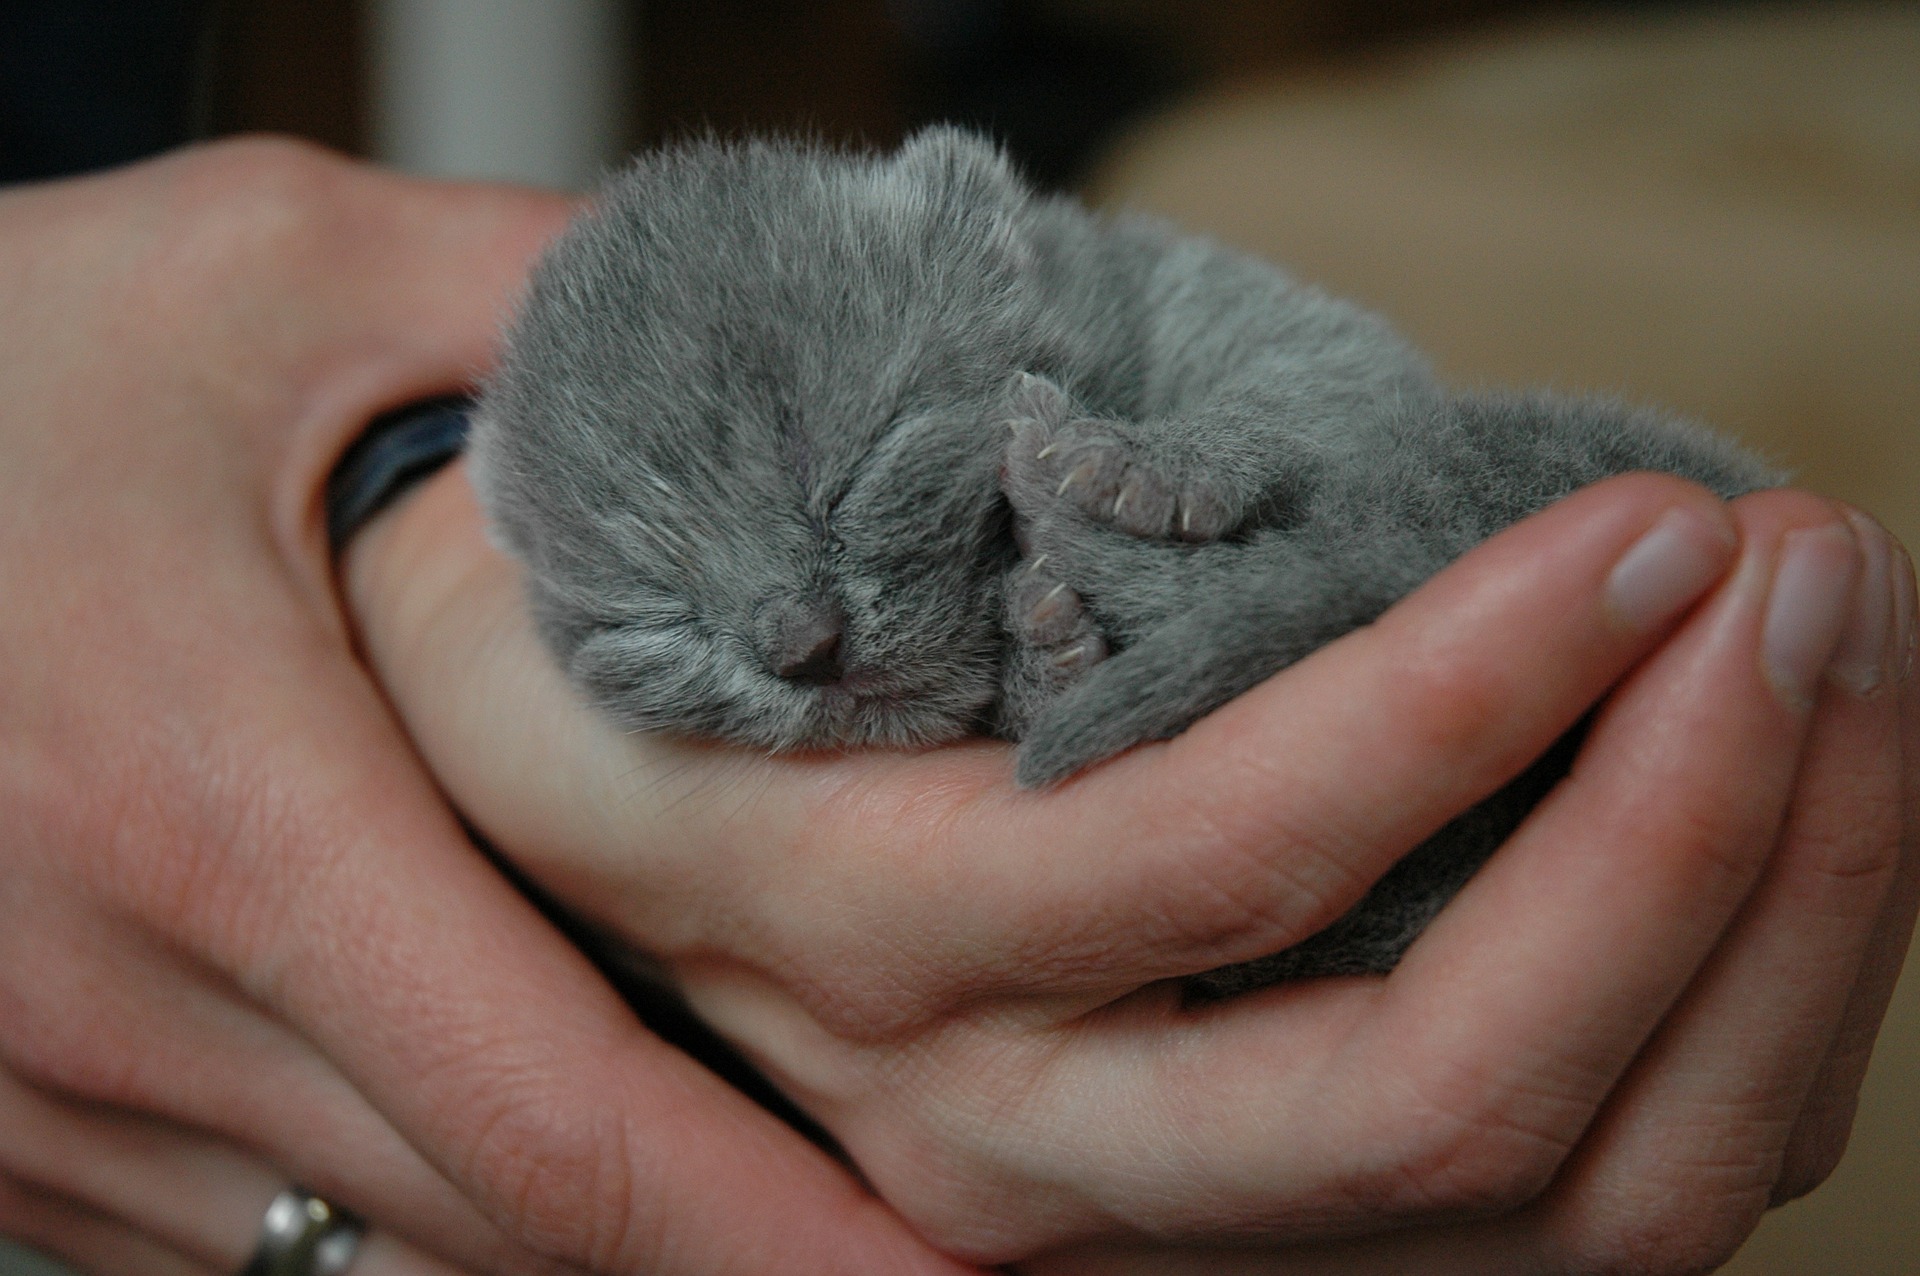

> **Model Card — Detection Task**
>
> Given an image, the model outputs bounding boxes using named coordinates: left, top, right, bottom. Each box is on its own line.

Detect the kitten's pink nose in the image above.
left=765, top=601, right=846, bottom=685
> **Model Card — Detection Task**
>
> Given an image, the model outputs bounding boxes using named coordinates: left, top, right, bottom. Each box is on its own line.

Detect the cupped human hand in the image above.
left=347, top=454, right=1915, bottom=1272
left=0, top=142, right=976, bottom=1276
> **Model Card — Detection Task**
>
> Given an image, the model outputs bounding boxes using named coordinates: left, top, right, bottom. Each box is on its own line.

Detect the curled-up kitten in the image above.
left=472, top=127, right=1775, bottom=993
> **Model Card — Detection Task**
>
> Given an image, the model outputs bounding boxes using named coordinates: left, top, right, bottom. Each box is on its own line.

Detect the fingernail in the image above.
left=1607, top=506, right=1737, bottom=634
left=1763, top=524, right=1860, bottom=709
left=1895, top=542, right=1917, bottom=683
left=1829, top=512, right=1892, bottom=695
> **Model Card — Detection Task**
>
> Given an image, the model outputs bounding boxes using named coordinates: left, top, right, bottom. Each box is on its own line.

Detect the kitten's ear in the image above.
left=1002, top=372, right=1076, bottom=428
left=891, top=125, right=1028, bottom=209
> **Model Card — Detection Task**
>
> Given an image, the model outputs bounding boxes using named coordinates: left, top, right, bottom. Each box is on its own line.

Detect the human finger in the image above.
left=0, top=1067, right=472, bottom=1276
left=0, top=893, right=571, bottom=1275
left=1052, top=519, right=1918, bottom=1276
left=1328, top=490, right=1860, bottom=1220
left=1768, top=518, right=1920, bottom=1204
left=1772, top=530, right=1920, bottom=1200
left=6, top=1193, right=473, bottom=1276
left=656, top=491, right=1850, bottom=1260
left=1511, top=498, right=1897, bottom=1269
left=867, top=489, right=1856, bottom=1252
left=2, top=1176, right=214, bottom=1276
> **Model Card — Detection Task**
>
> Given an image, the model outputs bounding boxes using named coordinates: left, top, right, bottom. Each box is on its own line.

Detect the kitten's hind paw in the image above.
left=996, top=559, right=1109, bottom=739
left=1013, top=663, right=1202, bottom=789
left=1011, top=601, right=1270, bottom=788
left=998, top=376, right=1235, bottom=543
left=1012, top=683, right=1155, bottom=788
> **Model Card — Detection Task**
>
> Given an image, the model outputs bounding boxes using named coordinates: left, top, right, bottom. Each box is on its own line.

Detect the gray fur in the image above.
left=473, top=129, right=1776, bottom=994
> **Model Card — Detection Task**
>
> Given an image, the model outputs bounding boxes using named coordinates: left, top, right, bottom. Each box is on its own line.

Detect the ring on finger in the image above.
left=238, top=1187, right=364, bottom=1276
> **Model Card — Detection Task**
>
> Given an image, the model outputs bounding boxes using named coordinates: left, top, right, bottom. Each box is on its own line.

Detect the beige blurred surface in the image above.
left=1090, top=3, right=1919, bottom=549
left=1089, top=4, right=1918, bottom=1272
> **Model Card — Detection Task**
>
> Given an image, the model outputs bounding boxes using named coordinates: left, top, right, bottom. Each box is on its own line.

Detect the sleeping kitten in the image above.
left=472, top=127, right=1774, bottom=992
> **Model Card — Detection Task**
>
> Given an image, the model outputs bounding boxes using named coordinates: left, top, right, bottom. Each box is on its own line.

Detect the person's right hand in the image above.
left=0, top=140, right=975, bottom=1276
left=349, top=459, right=1917, bottom=1272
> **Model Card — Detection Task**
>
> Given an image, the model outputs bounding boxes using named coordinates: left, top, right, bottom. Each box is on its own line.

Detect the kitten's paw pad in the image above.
left=1009, top=564, right=1108, bottom=664
left=1004, top=416, right=1233, bottom=543
left=998, top=563, right=1109, bottom=737
left=1009, top=558, right=1084, bottom=643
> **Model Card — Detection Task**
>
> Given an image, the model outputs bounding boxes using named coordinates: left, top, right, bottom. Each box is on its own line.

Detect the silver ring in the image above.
left=238, top=1187, right=365, bottom=1276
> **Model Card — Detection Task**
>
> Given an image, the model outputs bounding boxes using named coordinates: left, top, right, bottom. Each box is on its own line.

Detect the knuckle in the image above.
left=1373, top=1120, right=1565, bottom=1220
left=1772, top=1103, right=1857, bottom=1206
left=448, top=1067, right=648, bottom=1270
left=1659, top=804, right=1762, bottom=898
left=1149, top=826, right=1361, bottom=965
left=1147, top=776, right=1428, bottom=977
left=171, top=134, right=352, bottom=215
left=784, top=966, right=936, bottom=1043
left=0, top=742, right=90, bottom=885
left=0, top=741, right=248, bottom=1084
left=143, top=136, right=367, bottom=296
left=0, top=991, right=120, bottom=1107
left=1347, top=1067, right=1582, bottom=1222
left=1558, top=1202, right=1764, bottom=1276
left=1803, top=795, right=1904, bottom=891
left=95, top=740, right=265, bottom=951
left=1115, top=770, right=1381, bottom=971
left=1550, top=1142, right=1776, bottom=1275
left=0, top=917, right=174, bottom=1119
left=831, top=1074, right=1070, bottom=1264
left=1397, top=653, right=1514, bottom=763
left=1770, top=1150, right=1842, bottom=1209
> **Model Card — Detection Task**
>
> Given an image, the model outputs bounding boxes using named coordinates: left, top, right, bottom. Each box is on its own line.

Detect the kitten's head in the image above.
left=474, top=128, right=1044, bottom=750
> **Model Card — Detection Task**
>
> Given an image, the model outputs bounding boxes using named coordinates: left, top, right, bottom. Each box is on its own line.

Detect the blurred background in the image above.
left=2, top=2, right=1915, bottom=1273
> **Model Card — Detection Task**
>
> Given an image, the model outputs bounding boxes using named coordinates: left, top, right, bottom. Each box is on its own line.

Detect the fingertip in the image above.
left=1829, top=509, right=1896, bottom=698
left=1762, top=522, right=1862, bottom=710
left=1604, top=504, right=1739, bottom=636
left=1892, top=537, right=1917, bottom=686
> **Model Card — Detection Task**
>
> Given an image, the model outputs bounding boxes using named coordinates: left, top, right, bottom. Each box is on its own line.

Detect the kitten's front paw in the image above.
left=997, top=373, right=1235, bottom=543
left=996, top=558, right=1108, bottom=738
left=1004, top=416, right=1234, bottom=542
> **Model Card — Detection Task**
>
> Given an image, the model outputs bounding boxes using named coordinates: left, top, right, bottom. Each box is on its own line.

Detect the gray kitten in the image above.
left=472, top=128, right=1774, bottom=994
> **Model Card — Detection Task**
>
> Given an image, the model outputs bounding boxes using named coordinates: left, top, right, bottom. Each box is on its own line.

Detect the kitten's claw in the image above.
left=1012, top=570, right=1088, bottom=645
left=1050, top=640, right=1103, bottom=672
left=1175, top=488, right=1234, bottom=542
left=1056, top=462, right=1097, bottom=498
left=997, top=563, right=1109, bottom=737
left=1002, top=413, right=1236, bottom=543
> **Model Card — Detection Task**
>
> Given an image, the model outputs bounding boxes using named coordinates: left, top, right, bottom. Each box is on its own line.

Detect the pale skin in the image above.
left=2, top=138, right=1913, bottom=1274
left=348, top=401, right=1919, bottom=1263
left=0, top=140, right=970, bottom=1276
